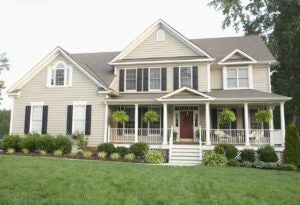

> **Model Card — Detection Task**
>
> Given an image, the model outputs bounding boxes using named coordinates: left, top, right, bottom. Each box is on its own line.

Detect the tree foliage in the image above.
left=208, top=0, right=300, bottom=128
left=0, top=53, right=10, bottom=101
left=284, top=124, right=300, bottom=166
left=0, top=109, right=10, bottom=138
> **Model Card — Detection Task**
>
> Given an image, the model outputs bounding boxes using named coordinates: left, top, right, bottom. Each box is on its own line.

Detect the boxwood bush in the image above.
left=37, top=135, right=55, bottom=153
left=144, top=150, right=164, bottom=164
left=241, top=149, right=256, bottom=162
left=97, top=143, right=115, bottom=155
left=227, top=159, right=240, bottom=167
left=204, top=151, right=228, bottom=166
left=130, top=142, right=149, bottom=158
left=22, top=133, right=40, bottom=152
left=280, top=164, right=297, bottom=171
left=2, top=134, right=23, bottom=152
left=54, top=135, right=72, bottom=154
left=214, top=144, right=238, bottom=160
left=115, top=146, right=128, bottom=157
left=257, top=145, right=278, bottom=162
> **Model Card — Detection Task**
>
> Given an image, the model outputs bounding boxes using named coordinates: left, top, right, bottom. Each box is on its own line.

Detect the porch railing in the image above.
left=210, top=129, right=246, bottom=145
left=138, top=128, right=162, bottom=144
left=110, top=128, right=135, bottom=143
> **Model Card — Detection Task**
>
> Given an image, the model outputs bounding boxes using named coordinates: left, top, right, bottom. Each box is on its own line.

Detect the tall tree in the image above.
left=0, top=109, right=10, bottom=138
left=208, top=0, right=300, bottom=126
left=0, top=53, right=10, bottom=102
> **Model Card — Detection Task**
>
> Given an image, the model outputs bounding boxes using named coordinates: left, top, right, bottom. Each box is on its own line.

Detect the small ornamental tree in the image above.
left=284, top=124, right=300, bottom=166
left=218, top=108, right=236, bottom=125
left=255, top=109, right=272, bottom=126
left=143, top=110, right=159, bottom=123
left=112, top=110, right=129, bottom=123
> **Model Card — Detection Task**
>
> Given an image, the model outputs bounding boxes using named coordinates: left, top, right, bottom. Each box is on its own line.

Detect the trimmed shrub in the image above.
left=204, top=151, right=228, bottom=166
left=53, top=150, right=63, bottom=157
left=280, top=164, right=297, bottom=171
left=130, top=142, right=149, bottom=158
left=110, top=152, right=120, bottom=161
left=241, top=149, right=256, bottom=162
left=2, top=134, right=22, bottom=152
left=227, top=159, right=240, bottom=167
left=284, top=124, right=300, bottom=166
left=252, top=160, right=267, bottom=169
left=265, top=162, right=278, bottom=169
left=145, top=150, right=164, bottom=164
left=83, top=151, right=93, bottom=159
left=22, top=148, right=29, bottom=155
left=115, top=146, right=129, bottom=157
left=7, top=148, right=15, bottom=154
left=75, top=134, right=88, bottom=151
left=97, top=151, right=107, bottom=160
left=257, top=145, right=277, bottom=162
left=22, top=133, right=40, bottom=152
left=54, top=135, right=72, bottom=154
left=97, top=143, right=115, bottom=156
left=39, top=150, right=47, bottom=156
left=240, top=161, right=253, bottom=168
left=214, top=144, right=238, bottom=160
left=37, top=135, right=55, bottom=153
left=124, top=153, right=135, bottom=161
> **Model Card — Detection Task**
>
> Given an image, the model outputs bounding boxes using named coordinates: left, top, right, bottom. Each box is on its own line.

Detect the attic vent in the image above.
left=156, top=30, right=165, bottom=41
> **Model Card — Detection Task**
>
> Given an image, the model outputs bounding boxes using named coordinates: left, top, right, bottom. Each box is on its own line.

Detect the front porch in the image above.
left=105, top=102, right=286, bottom=148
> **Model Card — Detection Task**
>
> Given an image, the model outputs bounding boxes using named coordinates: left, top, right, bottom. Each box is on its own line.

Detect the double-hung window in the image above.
left=125, top=69, right=137, bottom=91
left=48, top=61, right=72, bottom=87
left=180, top=66, right=192, bottom=88
left=226, top=67, right=249, bottom=89
left=149, top=68, right=161, bottom=90
left=73, top=104, right=86, bottom=133
left=31, top=105, right=43, bottom=133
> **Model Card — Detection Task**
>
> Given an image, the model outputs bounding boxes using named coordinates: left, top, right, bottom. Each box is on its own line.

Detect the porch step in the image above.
left=169, top=144, right=202, bottom=166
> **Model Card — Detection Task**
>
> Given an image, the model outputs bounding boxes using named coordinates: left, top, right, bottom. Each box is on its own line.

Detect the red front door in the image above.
left=180, top=111, right=193, bottom=139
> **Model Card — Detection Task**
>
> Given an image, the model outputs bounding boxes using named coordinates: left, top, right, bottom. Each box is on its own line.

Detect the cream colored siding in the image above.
left=198, top=64, right=208, bottom=92
left=210, top=65, right=222, bottom=90
left=11, top=55, right=105, bottom=147
left=124, top=27, right=198, bottom=59
left=253, top=64, right=270, bottom=92
left=167, top=105, right=174, bottom=127
left=199, top=105, right=206, bottom=128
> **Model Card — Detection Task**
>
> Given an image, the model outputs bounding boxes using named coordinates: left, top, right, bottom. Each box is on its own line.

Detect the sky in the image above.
left=0, top=0, right=243, bottom=110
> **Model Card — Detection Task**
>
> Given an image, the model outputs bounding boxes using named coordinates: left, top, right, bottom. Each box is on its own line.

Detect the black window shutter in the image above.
left=41, top=105, right=48, bottom=134
left=211, top=108, right=218, bottom=129
left=138, top=107, right=142, bottom=128
left=66, top=105, right=73, bottom=135
left=231, top=109, right=237, bottom=129
left=160, top=107, right=164, bottom=130
left=85, top=105, right=92, bottom=135
left=143, top=68, right=148, bottom=91
left=119, top=69, right=125, bottom=92
left=174, top=67, right=179, bottom=90
left=242, top=109, right=245, bottom=129
left=137, top=69, right=143, bottom=91
left=24, top=106, right=31, bottom=134
left=192, top=66, right=198, bottom=89
left=161, top=68, right=167, bottom=91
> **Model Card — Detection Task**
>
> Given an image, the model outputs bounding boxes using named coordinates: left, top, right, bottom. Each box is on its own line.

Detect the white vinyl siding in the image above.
left=125, top=69, right=137, bottom=91
left=73, top=104, right=86, bottom=134
left=31, top=105, right=43, bottom=133
left=149, top=67, right=161, bottom=90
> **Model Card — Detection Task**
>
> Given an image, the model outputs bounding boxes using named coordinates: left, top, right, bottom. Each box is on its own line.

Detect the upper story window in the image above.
left=31, top=104, right=43, bottom=133
left=149, top=68, right=161, bottom=90
left=47, top=61, right=72, bottom=87
left=125, top=69, right=137, bottom=91
left=156, top=30, right=165, bottom=41
left=180, top=66, right=192, bottom=88
left=227, top=67, right=248, bottom=88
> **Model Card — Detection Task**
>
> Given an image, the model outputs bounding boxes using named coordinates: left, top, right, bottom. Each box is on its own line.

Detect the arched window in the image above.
left=48, top=61, right=72, bottom=87
left=156, top=30, right=165, bottom=41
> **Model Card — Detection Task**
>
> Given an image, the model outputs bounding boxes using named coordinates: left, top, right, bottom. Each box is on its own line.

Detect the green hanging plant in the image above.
left=112, top=110, right=129, bottom=123
left=143, top=110, right=159, bottom=123
left=218, top=108, right=236, bottom=125
left=255, top=109, right=272, bottom=123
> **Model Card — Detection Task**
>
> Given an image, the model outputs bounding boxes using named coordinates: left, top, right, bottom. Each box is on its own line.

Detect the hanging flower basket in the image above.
left=143, top=110, right=159, bottom=123
left=255, top=109, right=272, bottom=123
left=112, top=110, right=129, bottom=123
left=218, top=108, right=236, bottom=125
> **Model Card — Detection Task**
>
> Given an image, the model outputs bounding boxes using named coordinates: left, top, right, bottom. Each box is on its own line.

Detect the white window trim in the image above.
left=156, top=29, right=165, bottom=41
left=179, top=66, right=193, bottom=88
left=124, top=68, right=137, bottom=92
left=29, top=102, right=44, bottom=134
left=223, top=65, right=253, bottom=90
left=72, top=101, right=87, bottom=134
left=47, top=61, right=73, bottom=88
left=148, top=67, right=161, bottom=91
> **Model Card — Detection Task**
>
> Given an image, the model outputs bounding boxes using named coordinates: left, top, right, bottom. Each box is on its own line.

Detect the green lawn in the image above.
left=0, top=156, right=299, bottom=205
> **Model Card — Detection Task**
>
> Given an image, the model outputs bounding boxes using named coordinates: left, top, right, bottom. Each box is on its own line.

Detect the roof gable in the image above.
left=110, top=19, right=213, bottom=63
left=157, top=87, right=214, bottom=101
left=218, top=49, right=257, bottom=65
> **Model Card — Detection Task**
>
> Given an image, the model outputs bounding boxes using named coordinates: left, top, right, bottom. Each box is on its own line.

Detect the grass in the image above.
left=0, top=156, right=300, bottom=205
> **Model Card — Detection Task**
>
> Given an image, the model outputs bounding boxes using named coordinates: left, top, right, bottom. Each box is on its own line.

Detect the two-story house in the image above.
left=8, top=19, right=290, bottom=164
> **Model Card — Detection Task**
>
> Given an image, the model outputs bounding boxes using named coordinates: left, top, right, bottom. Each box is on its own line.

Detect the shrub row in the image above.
left=2, top=134, right=72, bottom=154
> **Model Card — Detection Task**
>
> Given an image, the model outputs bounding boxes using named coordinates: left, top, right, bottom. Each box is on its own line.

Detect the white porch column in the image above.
left=205, top=102, right=211, bottom=145
left=280, top=102, right=286, bottom=141
left=103, top=103, right=108, bottom=143
left=163, top=103, right=168, bottom=145
left=134, top=104, right=138, bottom=143
left=269, top=107, right=274, bottom=130
left=244, top=103, right=250, bottom=146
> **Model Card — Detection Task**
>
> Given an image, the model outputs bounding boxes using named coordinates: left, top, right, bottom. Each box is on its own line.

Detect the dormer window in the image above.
left=156, top=30, right=165, bottom=41
left=47, top=61, right=72, bottom=87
